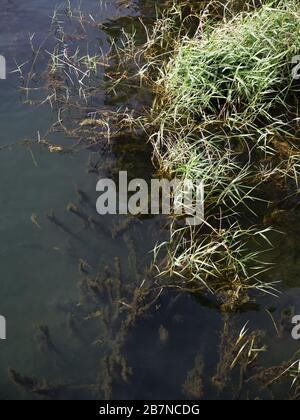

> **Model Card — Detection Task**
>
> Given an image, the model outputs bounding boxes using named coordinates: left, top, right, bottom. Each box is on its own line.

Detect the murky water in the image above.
left=0, top=0, right=158, bottom=400
left=1, top=0, right=300, bottom=400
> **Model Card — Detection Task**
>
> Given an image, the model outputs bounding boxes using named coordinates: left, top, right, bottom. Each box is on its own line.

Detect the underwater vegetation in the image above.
left=9, top=179, right=165, bottom=400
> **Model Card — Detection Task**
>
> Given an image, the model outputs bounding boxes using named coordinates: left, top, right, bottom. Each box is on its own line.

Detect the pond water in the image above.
left=0, top=0, right=300, bottom=400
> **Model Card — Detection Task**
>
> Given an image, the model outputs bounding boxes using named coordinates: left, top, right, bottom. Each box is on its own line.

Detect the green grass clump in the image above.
left=145, top=1, right=300, bottom=305
left=165, top=1, right=300, bottom=125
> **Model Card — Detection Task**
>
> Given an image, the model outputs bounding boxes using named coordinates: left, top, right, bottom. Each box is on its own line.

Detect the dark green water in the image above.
left=0, top=0, right=300, bottom=400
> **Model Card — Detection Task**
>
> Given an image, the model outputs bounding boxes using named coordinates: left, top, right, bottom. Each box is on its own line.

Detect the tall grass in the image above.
left=99, top=0, right=300, bottom=306
left=143, top=1, right=300, bottom=306
left=164, top=1, right=300, bottom=126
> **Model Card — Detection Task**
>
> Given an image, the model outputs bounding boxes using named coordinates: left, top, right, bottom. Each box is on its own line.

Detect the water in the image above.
left=0, top=0, right=300, bottom=400
left=0, top=0, right=158, bottom=399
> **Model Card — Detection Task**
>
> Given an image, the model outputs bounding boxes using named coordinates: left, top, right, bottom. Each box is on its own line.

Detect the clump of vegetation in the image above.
left=155, top=224, right=275, bottom=303
left=133, top=0, right=300, bottom=307
left=165, top=1, right=300, bottom=125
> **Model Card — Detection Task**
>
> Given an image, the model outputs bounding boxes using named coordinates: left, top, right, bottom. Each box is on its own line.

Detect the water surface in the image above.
left=0, top=0, right=300, bottom=400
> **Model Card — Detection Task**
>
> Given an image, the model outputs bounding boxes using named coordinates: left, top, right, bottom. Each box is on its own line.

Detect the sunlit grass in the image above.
left=164, top=0, right=300, bottom=126
left=147, top=1, right=300, bottom=304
